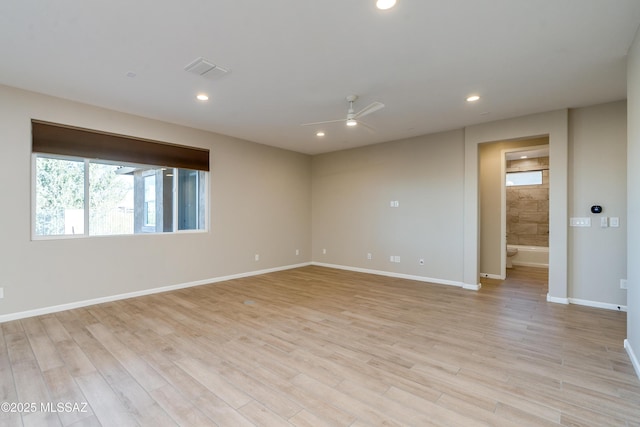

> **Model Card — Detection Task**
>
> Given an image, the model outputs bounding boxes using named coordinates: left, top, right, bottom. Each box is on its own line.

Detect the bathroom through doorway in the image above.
left=479, top=137, right=550, bottom=283
left=503, top=144, right=550, bottom=279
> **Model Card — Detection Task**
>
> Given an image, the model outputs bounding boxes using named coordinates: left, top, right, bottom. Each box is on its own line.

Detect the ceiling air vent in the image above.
left=184, top=57, right=229, bottom=79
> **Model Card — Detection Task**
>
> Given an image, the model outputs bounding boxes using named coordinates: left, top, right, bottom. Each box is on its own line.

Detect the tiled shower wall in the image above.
left=506, top=157, right=549, bottom=246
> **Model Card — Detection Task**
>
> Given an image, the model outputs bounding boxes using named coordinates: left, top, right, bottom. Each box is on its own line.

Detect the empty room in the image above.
left=2, top=1, right=640, bottom=426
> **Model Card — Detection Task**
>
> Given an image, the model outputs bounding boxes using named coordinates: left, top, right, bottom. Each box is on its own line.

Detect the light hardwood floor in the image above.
left=1, top=266, right=639, bottom=426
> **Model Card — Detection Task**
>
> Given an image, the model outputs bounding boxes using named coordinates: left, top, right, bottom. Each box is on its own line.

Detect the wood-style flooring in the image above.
left=1, top=265, right=639, bottom=426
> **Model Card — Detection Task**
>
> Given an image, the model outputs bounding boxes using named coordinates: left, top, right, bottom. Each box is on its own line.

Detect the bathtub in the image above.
left=508, top=245, right=549, bottom=268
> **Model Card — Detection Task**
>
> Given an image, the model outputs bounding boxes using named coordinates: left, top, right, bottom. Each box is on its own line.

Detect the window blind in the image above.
left=32, top=120, right=210, bottom=171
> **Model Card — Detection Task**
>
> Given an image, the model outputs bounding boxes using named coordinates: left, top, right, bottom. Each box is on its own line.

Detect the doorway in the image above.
left=479, top=137, right=549, bottom=280
left=463, top=109, right=568, bottom=303
left=502, top=144, right=550, bottom=281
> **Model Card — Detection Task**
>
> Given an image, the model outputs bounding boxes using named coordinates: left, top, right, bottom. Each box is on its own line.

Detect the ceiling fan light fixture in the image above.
left=196, top=94, right=209, bottom=101
left=376, top=0, right=396, bottom=10
left=300, top=95, right=384, bottom=128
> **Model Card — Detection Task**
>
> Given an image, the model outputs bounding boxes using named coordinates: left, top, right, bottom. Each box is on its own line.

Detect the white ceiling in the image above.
left=1, top=1, right=639, bottom=155
left=505, top=146, right=549, bottom=161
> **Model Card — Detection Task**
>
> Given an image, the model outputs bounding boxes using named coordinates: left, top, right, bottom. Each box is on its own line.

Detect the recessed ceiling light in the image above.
left=346, top=119, right=358, bottom=127
left=466, top=95, right=480, bottom=102
left=196, top=94, right=209, bottom=101
left=316, top=131, right=325, bottom=137
left=376, top=0, right=397, bottom=10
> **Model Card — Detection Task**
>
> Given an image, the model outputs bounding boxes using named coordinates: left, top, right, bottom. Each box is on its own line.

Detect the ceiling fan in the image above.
left=301, top=95, right=385, bottom=129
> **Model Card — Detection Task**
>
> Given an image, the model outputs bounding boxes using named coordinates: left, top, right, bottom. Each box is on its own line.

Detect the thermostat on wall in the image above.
left=591, top=205, right=603, bottom=214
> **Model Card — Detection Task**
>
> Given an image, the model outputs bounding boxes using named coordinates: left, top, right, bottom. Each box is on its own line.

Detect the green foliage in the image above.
left=36, top=157, right=84, bottom=211
left=89, top=163, right=133, bottom=235
left=89, top=163, right=131, bottom=212
left=35, top=157, right=133, bottom=235
left=35, top=157, right=84, bottom=235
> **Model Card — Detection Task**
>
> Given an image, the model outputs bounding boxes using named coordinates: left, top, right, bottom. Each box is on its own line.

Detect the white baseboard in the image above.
left=512, top=261, right=549, bottom=268
left=624, top=339, right=640, bottom=380
left=547, top=293, right=569, bottom=304
left=546, top=293, right=627, bottom=311
left=4, top=261, right=623, bottom=323
left=480, top=273, right=504, bottom=280
left=569, top=298, right=627, bottom=312
left=462, top=282, right=482, bottom=291
left=0, top=262, right=312, bottom=323
left=311, top=262, right=469, bottom=289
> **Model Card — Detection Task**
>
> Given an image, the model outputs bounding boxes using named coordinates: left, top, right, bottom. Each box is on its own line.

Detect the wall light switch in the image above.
left=0, top=287, right=3, bottom=299
left=322, top=248, right=327, bottom=255
left=254, top=254, right=260, bottom=261
left=600, top=217, right=608, bottom=228
left=610, top=217, right=620, bottom=227
left=367, top=253, right=372, bottom=260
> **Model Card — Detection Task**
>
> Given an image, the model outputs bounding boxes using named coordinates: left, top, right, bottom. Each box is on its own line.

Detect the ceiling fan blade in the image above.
left=300, top=118, right=345, bottom=126
left=353, top=101, right=384, bottom=119
left=356, top=120, right=376, bottom=133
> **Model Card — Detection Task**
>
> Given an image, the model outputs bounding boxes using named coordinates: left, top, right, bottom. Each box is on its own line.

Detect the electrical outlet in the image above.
left=295, top=249, right=299, bottom=256
left=322, top=248, right=327, bottom=255
left=621, top=279, right=628, bottom=290
left=367, top=253, right=372, bottom=260
left=254, top=254, right=260, bottom=261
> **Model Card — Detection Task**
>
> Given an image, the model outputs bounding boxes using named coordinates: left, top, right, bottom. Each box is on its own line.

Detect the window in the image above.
left=34, top=157, right=85, bottom=236
left=506, top=170, right=543, bottom=187
left=32, top=121, right=209, bottom=238
left=143, top=174, right=156, bottom=227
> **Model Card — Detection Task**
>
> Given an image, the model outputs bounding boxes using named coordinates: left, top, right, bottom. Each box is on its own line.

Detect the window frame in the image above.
left=31, top=153, right=209, bottom=240
left=505, top=170, right=544, bottom=187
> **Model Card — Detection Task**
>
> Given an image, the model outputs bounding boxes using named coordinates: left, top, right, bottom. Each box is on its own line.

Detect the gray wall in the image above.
left=312, top=130, right=465, bottom=284
left=0, top=84, right=312, bottom=318
left=626, top=28, right=640, bottom=375
left=568, top=101, right=627, bottom=305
